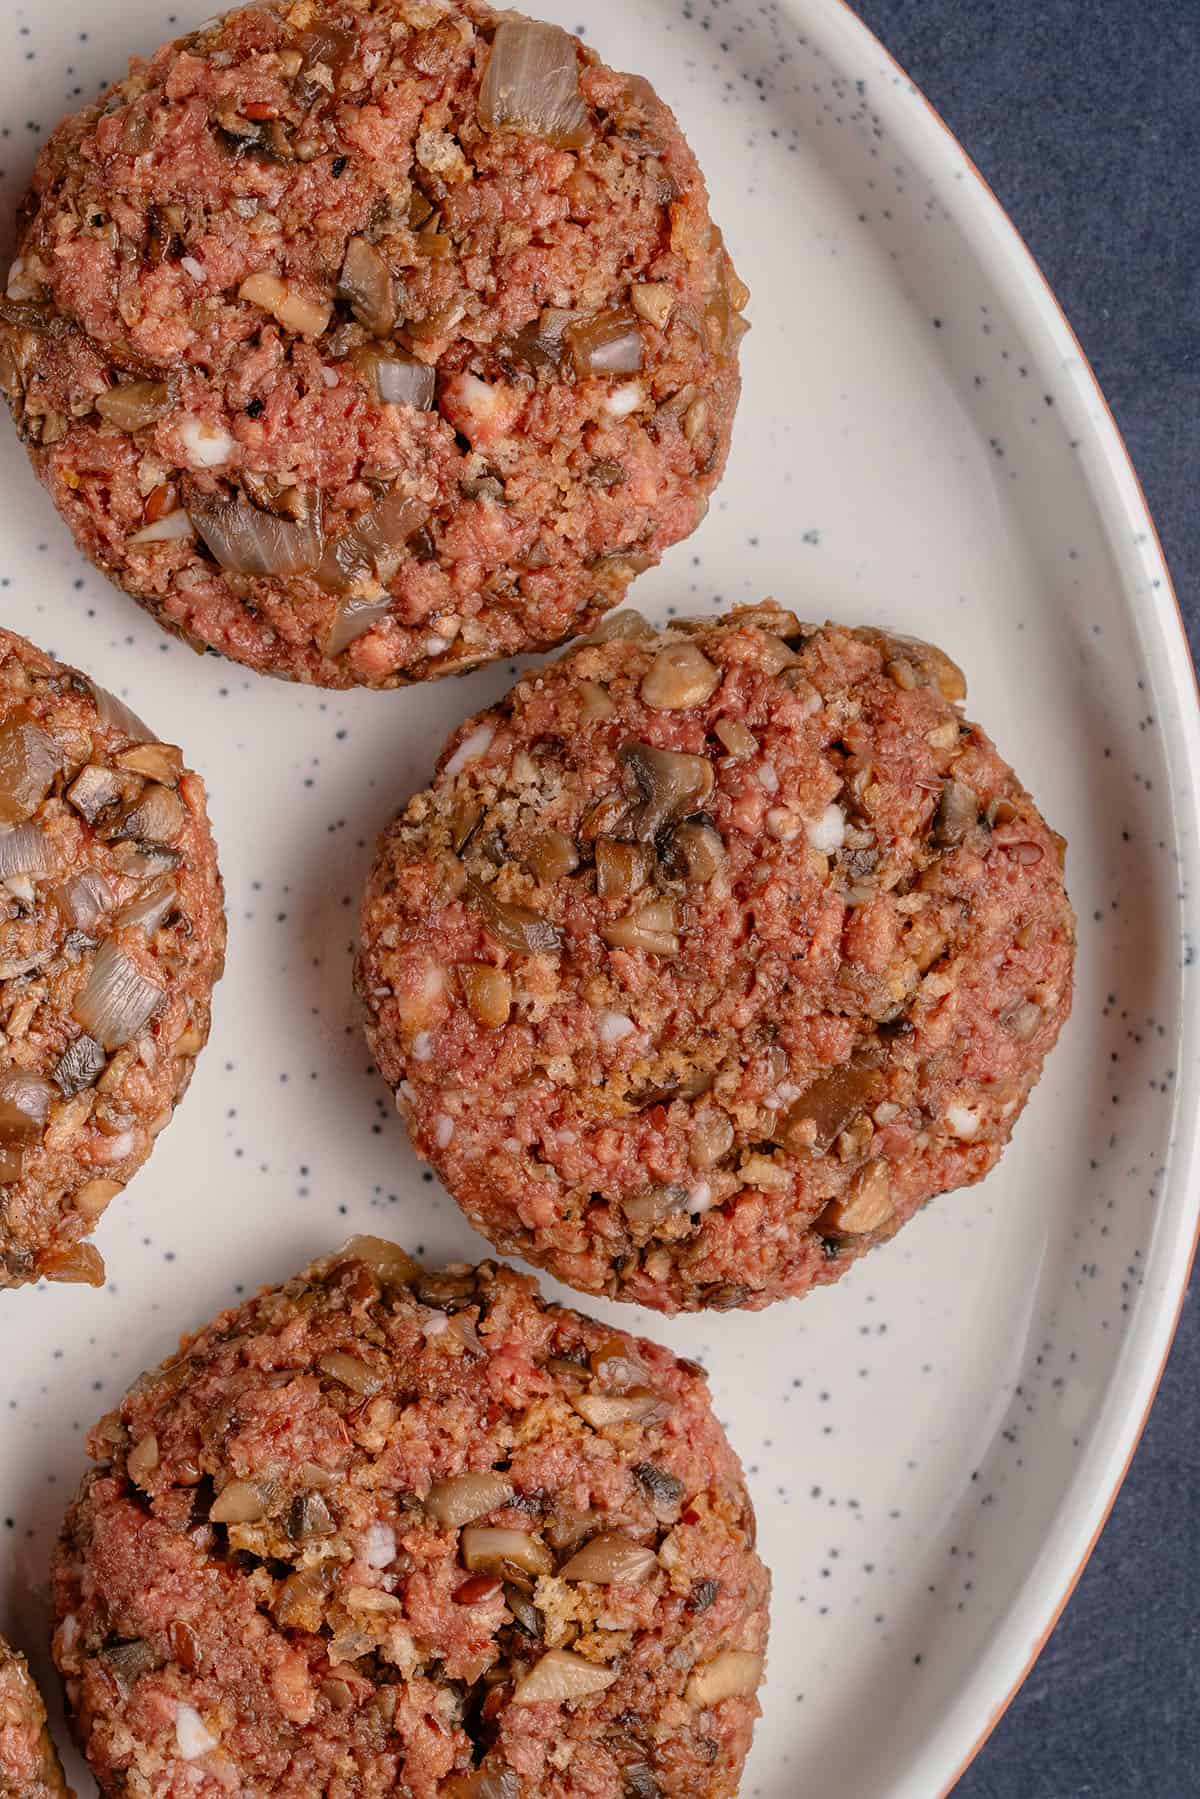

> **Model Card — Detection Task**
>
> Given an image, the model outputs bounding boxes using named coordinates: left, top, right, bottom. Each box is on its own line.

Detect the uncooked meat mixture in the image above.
left=0, top=628, right=224, bottom=1291
left=358, top=603, right=1075, bottom=1313
left=53, top=1238, right=769, bottom=1796
left=2, top=0, right=746, bottom=688
left=0, top=1636, right=71, bottom=1797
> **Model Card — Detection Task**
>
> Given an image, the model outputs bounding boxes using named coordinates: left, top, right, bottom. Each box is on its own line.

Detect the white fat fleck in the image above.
left=180, top=255, right=205, bottom=282
left=947, top=1103, right=981, bottom=1139
left=445, top=722, right=495, bottom=775
left=179, top=415, right=236, bottom=469
left=806, top=803, right=845, bottom=855
left=130, top=510, right=195, bottom=545
left=60, top=1613, right=78, bottom=1651
left=423, top=635, right=450, bottom=656
left=422, top=1312, right=450, bottom=1338
left=320, top=365, right=339, bottom=388
left=598, top=1010, right=636, bottom=1046
left=776, top=1082, right=802, bottom=1105
left=411, top=1031, right=434, bottom=1062
left=6, top=257, right=36, bottom=300
left=435, top=1113, right=455, bottom=1148
left=363, top=1522, right=397, bottom=1568
left=4, top=874, right=33, bottom=905
left=689, top=1180, right=714, bottom=1214
left=604, top=381, right=643, bottom=418
left=398, top=1080, right=417, bottom=1105
left=756, top=761, right=780, bottom=793
left=766, top=806, right=800, bottom=842
left=175, top=1704, right=218, bottom=1761
left=503, top=1137, right=521, bottom=1153
left=419, top=964, right=445, bottom=1003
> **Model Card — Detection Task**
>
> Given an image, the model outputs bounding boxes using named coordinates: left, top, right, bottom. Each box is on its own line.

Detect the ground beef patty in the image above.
left=0, top=628, right=224, bottom=1291
left=358, top=603, right=1075, bottom=1313
left=1, top=2, right=746, bottom=689
left=0, top=1636, right=71, bottom=1797
left=53, top=1238, right=768, bottom=1797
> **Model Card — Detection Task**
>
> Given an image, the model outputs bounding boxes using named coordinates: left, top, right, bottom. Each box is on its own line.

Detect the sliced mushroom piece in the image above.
left=0, top=1070, right=54, bottom=1144
left=467, top=877, right=562, bottom=956
left=425, top=1471, right=515, bottom=1529
left=586, top=609, right=655, bottom=644
left=640, top=642, right=720, bottom=711
left=685, top=1650, right=764, bottom=1707
left=932, top=779, right=979, bottom=847
left=337, top=236, right=395, bottom=336
left=512, top=1648, right=617, bottom=1706
left=460, top=1525, right=553, bottom=1578
left=618, top=742, right=714, bottom=842
left=595, top=837, right=653, bottom=900
left=95, top=377, right=176, bottom=432
left=459, top=964, right=513, bottom=1029
left=66, top=764, right=125, bottom=825
left=559, top=1533, right=658, bottom=1585
left=572, top=1390, right=669, bottom=1429
left=601, top=898, right=679, bottom=956
left=817, top=1159, right=893, bottom=1237
left=338, top=1234, right=421, bottom=1287
left=663, top=818, right=724, bottom=883
left=778, top=1057, right=884, bottom=1155
left=209, top=1479, right=273, bottom=1525
left=288, top=1489, right=336, bottom=1541
left=620, top=1183, right=689, bottom=1230
left=523, top=829, right=579, bottom=884
left=104, top=782, right=186, bottom=849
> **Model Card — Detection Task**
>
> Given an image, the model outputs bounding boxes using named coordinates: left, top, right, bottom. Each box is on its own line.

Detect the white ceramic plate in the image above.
left=0, top=2, right=1196, bottom=1794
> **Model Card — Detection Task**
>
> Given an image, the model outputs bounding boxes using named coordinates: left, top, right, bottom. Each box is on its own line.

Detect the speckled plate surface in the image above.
left=0, top=2, right=1196, bottom=1795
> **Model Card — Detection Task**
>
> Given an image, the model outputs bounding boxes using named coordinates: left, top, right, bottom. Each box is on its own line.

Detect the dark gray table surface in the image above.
left=849, top=2, right=1199, bottom=1794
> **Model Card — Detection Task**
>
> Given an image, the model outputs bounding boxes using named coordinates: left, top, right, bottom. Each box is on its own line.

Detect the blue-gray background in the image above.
left=852, top=2, right=1199, bottom=1793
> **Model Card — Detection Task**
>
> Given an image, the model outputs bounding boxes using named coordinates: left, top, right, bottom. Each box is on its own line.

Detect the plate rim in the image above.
left=801, top=0, right=1200, bottom=1789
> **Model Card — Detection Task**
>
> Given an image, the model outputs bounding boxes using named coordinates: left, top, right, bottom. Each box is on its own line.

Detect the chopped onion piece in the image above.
left=87, top=682, right=155, bottom=743
left=566, top=308, right=644, bottom=379
left=479, top=20, right=591, bottom=150
left=56, top=871, right=114, bottom=933
left=325, top=595, right=393, bottom=657
left=0, top=1069, right=54, bottom=1143
left=350, top=344, right=436, bottom=409
left=189, top=489, right=325, bottom=577
left=338, top=236, right=395, bottom=336
left=512, top=1648, right=617, bottom=1707
left=0, top=718, right=63, bottom=823
left=337, top=1234, right=421, bottom=1287
left=116, top=878, right=177, bottom=936
left=0, top=822, right=50, bottom=879
left=130, top=509, right=195, bottom=545
left=74, top=938, right=165, bottom=1049
left=95, top=378, right=175, bottom=432
left=316, top=492, right=428, bottom=594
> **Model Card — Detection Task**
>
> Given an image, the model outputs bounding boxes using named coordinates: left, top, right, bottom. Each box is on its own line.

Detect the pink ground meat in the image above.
left=2, top=1, right=746, bottom=688
left=0, top=1636, right=71, bottom=1796
left=0, top=630, right=224, bottom=1291
left=358, top=602, right=1076, bottom=1313
left=53, top=1240, right=769, bottom=1796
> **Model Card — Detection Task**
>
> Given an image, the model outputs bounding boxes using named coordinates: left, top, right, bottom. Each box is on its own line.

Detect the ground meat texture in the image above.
left=1, top=2, right=746, bottom=690
left=52, top=1240, right=768, bottom=1797
left=0, top=1636, right=72, bottom=1797
left=357, top=603, right=1076, bottom=1313
left=0, top=628, right=224, bottom=1290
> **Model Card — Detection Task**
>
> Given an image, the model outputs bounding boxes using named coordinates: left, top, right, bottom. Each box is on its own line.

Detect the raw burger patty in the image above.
left=53, top=1238, right=769, bottom=1798
left=358, top=602, right=1075, bottom=1313
left=0, top=628, right=224, bottom=1291
left=0, top=1636, right=71, bottom=1797
left=1, top=1, right=746, bottom=689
